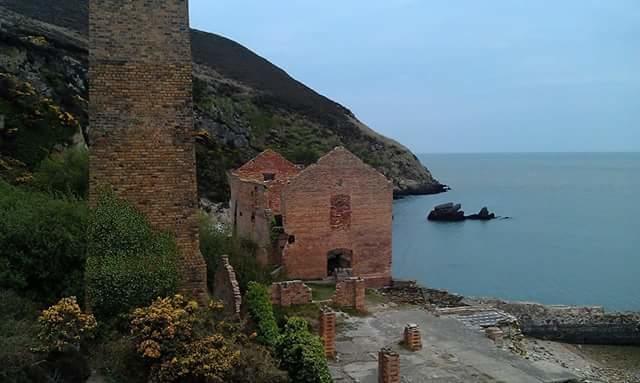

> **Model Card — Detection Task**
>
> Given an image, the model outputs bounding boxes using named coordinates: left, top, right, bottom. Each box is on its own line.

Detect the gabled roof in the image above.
left=232, top=149, right=300, bottom=182
left=288, top=146, right=391, bottom=186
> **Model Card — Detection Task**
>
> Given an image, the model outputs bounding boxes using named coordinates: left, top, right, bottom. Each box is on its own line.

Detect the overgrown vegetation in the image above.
left=32, top=147, right=89, bottom=198
left=130, top=295, right=240, bottom=383
left=276, top=317, right=332, bottom=383
left=85, top=191, right=179, bottom=318
left=199, top=215, right=272, bottom=292
left=246, top=282, right=281, bottom=348
left=0, top=290, right=39, bottom=383
left=0, top=73, right=80, bottom=169
left=0, top=181, right=88, bottom=302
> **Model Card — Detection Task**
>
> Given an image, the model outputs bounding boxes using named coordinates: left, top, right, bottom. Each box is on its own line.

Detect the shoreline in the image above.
left=390, top=280, right=640, bottom=346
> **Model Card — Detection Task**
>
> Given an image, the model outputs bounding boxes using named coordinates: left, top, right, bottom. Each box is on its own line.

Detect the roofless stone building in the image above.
left=229, top=147, right=393, bottom=287
left=89, top=0, right=207, bottom=301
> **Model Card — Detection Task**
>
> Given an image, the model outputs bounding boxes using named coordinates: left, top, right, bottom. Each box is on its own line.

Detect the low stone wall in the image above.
left=488, top=300, right=640, bottom=345
left=213, top=255, right=241, bottom=316
left=333, top=277, right=365, bottom=311
left=270, top=280, right=312, bottom=307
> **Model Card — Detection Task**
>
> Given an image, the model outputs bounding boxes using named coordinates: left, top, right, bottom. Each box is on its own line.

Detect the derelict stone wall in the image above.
left=89, top=0, right=207, bottom=301
left=228, top=174, right=271, bottom=248
left=270, top=280, right=312, bottom=307
left=333, top=277, right=366, bottom=311
left=213, top=255, right=242, bottom=317
left=282, top=148, right=393, bottom=287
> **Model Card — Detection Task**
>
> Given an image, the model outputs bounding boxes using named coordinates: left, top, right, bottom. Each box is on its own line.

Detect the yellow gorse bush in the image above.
left=130, top=295, right=239, bottom=383
left=130, top=294, right=198, bottom=360
left=37, top=296, right=97, bottom=352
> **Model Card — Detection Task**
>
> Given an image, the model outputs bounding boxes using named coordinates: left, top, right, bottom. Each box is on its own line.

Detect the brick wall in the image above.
left=378, top=348, right=400, bottom=383
left=232, top=149, right=300, bottom=214
left=213, top=255, right=242, bottom=317
left=320, top=308, right=337, bottom=359
left=270, top=280, right=312, bottom=307
left=281, top=147, right=393, bottom=287
left=332, top=277, right=366, bottom=312
left=88, top=0, right=207, bottom=301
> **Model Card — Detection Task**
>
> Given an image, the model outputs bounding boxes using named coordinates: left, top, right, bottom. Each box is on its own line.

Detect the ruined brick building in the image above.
left=229, top=147, right=393, bottom=287
left=89, top=0, right=207, bottom=301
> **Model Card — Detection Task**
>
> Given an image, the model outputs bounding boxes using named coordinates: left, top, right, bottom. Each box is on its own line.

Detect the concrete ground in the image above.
left=330, top=306, right=579, bottom=383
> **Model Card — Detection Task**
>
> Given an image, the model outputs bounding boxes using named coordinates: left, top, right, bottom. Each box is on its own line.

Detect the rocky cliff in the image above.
left=0, top=1, right=446, bottom=202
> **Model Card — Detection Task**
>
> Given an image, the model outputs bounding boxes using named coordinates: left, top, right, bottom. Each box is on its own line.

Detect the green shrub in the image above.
left=246, top=282, right=280, bottom=348
left=230, top=345, right=289, bottom=383
left=85, top=191, right=179, bottom=318
left=0, top=181, right=88, bottom=302
left=276, top=317, right=331, bottom=383
left=0, top=290, right=39, bottom=383
left=32, top=147, right=89, bottom=199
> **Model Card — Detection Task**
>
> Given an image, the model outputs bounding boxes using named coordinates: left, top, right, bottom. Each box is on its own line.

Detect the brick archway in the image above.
left=327, top=248, right=353, bottom=277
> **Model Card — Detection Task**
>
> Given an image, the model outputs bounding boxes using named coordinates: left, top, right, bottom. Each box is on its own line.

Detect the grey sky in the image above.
left=190, top=0, right=640, bottom=153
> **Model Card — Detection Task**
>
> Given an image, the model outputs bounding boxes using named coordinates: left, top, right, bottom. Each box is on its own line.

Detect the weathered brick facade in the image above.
left=89, top=0, right=207, bottom=301
left=332, top=277, right=366, bottom=312
left=282, top=148, right=393, bottom=287
left=213, top=256, right=242, bottom=317
left=270, top=280, right=312, bottom=307
left=230, top=149, right=301, bottom=215
left=228, top=150, right=301, bottom=264
left=229, top=147, right=393, bottom=287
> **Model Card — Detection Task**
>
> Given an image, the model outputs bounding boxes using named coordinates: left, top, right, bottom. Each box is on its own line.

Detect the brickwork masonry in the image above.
left=89, top=0, right=207, bottom=301
left=332, top=277, right=366, bottom=312
left=378, top=348, right=400, bottom=383
left=270, top=280, right=312, bottom=307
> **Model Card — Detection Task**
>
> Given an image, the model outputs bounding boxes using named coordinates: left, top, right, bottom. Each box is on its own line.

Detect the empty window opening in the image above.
left=263, top=173, right=276, bottom=181
left=327, top=248, right=353, bottom=277
left=274, top=215, right=283, bottom=227
left=288, top=235, right=296, bottom=244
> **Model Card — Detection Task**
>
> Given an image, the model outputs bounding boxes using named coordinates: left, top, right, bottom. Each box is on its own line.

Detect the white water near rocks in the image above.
left=393, top=153, right=640, bottom=311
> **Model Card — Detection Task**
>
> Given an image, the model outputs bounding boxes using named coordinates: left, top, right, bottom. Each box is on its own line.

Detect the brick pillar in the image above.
left=403, top=323, right=422, bottom=351
left=320, top=308, right=337, bottom=359
left=378, top=348, right=400, bottom=383
left=89, top=0, right=207, bottom=303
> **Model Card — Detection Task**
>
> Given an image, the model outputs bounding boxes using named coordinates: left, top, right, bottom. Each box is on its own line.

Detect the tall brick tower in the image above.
left=89, top=0, right=207, bottom=302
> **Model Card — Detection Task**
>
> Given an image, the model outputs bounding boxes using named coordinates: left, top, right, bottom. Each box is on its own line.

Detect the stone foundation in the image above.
left=270, top=280, right=312, bottom=307
left=333, top=277, right=366, bottom=312
left=489, top=300, right=640, bottom=345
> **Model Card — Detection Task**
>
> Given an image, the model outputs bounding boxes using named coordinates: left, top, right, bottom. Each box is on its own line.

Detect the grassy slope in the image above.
left=0, top=1, right=445, bottom=201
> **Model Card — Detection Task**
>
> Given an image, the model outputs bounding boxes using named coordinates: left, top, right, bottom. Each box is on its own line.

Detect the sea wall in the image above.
left=485, top=300, right=640, bottom=345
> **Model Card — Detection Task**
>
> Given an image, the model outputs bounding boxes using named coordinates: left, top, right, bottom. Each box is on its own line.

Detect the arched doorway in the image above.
left=327, top=248, right=353, bottom=277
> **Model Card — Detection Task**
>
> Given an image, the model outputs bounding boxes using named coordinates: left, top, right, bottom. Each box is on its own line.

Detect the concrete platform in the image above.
left=330, top=307, right=579, bottom=382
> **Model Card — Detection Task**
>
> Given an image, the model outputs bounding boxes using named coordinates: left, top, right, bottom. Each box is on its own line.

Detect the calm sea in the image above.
left=392, top=153, right=640, bottom=312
